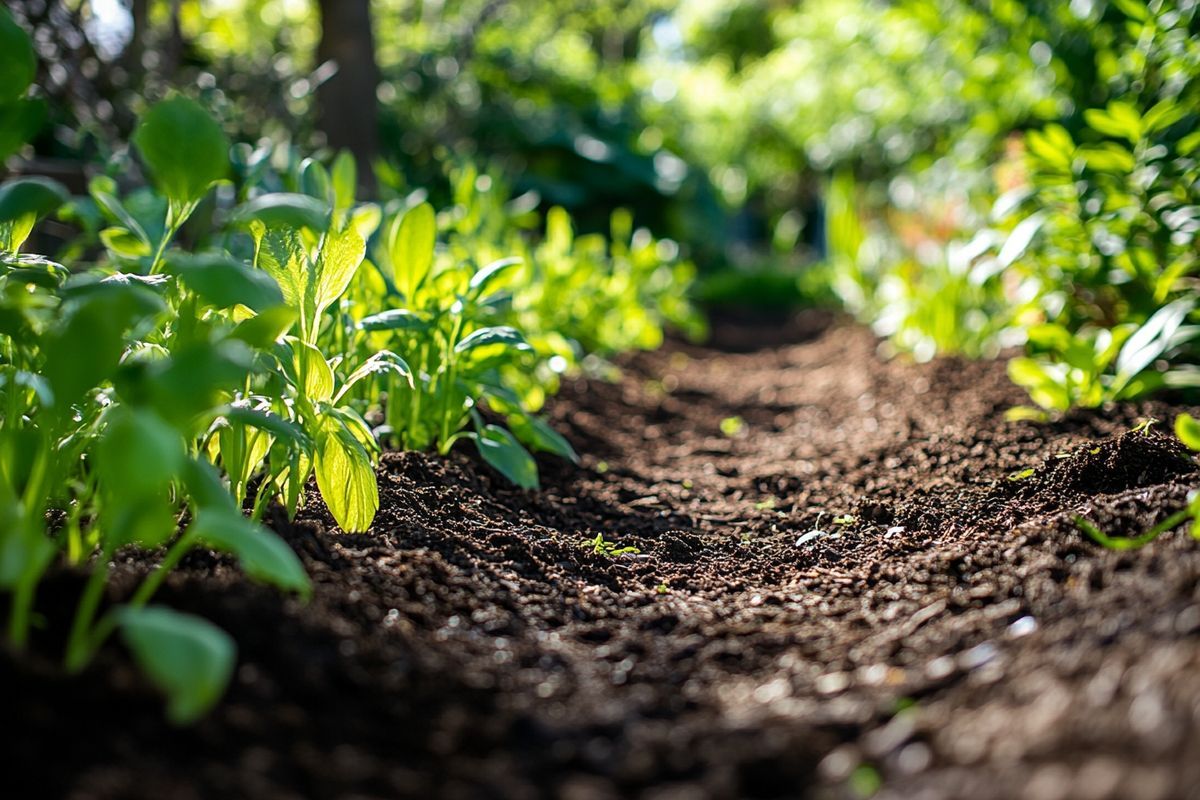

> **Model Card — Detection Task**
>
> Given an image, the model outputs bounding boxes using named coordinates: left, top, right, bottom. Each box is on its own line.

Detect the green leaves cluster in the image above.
left=1, top=27, right=698, bottom=724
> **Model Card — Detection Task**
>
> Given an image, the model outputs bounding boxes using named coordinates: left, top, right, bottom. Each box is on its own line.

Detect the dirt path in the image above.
left=7, top=314, right=1200, bottom=800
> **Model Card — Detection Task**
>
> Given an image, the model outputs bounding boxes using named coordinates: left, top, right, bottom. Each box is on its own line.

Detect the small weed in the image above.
left=1131, top=417, right=1160, bottom=435
left=655, top=582, right=670, bottom=595
left=587, top=532, right=641, bottom=557
left=832, top=514, right=856, bottom=525
left=1007, top=468, right=1035, bottom=482
left=755, top=497, right=777, bottom=511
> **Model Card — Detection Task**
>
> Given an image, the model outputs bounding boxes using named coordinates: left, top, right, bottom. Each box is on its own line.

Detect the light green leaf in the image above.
left=314, top=224, right=365, bottom=317
left=133, top=97, right=229, bottom=206
left=189, top=507, right=311, bottom=598
left=294, top=340, right=334, bottom=402
left=454, top=326, right=531, bottom=354
left=509, top=413, right=579, bottom=464
left=357, top=308, right=431, bottom=332
left=314, top=416, right=379, bottom=532
left=251, top=222, right=310, bottom=315
left=0, top=177, right=68, bottom=251
left=475, top=425, right=539, bottom=489
left=468, top=257, right=523, bottom=296
left=231, top=193, right=331, bottom=233
left=386, top=202, right=436, bottom=299
left=331, top=151, right=357, bottom=211
left=118, top=606, right=236, bottom=725
left=1176, top=414, right=1200, bottom=452
left=229, top=306, right=298, bottom=348
left=166, top=252, right=284, bottom=312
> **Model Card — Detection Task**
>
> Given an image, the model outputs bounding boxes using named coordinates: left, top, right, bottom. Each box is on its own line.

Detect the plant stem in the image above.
left=129, top=532, right=195, bottom=608
left=7, top=574, right=37, bottom=649
left=64, top=543, right=115, bottom=673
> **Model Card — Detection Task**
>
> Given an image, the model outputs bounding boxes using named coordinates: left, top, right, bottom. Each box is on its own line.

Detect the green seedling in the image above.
left=587, top=532, right=641, bottom=557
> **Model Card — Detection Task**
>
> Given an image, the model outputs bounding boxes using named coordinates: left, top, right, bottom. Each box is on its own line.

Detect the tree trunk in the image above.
left=315, top=0, right=379, bottom=194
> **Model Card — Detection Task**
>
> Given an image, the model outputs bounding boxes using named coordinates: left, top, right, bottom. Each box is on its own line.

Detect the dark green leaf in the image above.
left=118, top=606, right=236, bottom=724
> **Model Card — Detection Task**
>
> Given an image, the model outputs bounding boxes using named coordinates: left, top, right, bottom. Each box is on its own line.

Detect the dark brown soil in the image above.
left=7, top=315, right=1200, bottom=800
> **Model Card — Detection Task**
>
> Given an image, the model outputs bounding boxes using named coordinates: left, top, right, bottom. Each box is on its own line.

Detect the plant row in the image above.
left=0, top=10, right=698, bottom=721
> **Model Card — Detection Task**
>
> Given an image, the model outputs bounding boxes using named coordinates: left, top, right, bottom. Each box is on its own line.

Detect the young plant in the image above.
left=358, top=201, right=574, bottom=489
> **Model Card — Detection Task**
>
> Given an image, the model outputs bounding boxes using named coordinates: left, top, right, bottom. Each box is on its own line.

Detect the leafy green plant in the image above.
left=1007, top=298, right=1199, bottom=415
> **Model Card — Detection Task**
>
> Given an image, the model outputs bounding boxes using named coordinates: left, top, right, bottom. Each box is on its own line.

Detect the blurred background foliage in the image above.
left=5, top=1, right=1199, bottom=347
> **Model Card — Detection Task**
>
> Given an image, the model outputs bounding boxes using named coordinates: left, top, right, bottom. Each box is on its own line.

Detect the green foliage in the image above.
left=0, top=43, right=697, bottom=723
left=0, top=8, right=44, bottom=162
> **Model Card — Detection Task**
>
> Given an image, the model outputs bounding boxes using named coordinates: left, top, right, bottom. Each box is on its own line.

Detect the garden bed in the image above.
left=6, top=313, right=1200, bottom=800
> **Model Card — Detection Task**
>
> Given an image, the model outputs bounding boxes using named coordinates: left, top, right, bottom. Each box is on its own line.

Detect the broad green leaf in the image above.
left=314, top=224, right=366, bottom=317
left=42, top=285, right=165, bottom=411
left=0, top=98, right=45, bottom=163
left=386, top=202, right=436, bottom=299
left=331, top=151, right=357, bottom=211
left=468, top=257, right=522, bottom=297
left=167, top=252, right=285, bottom=312
left=118, top=606, right=235, bottom=724
left=1176, top=414, right=1200, bottom=452
left=133, top=97, right=229, bottom=206
left=189, top=507, right=311, bottom=598
left=509, top=413, right=579, bottom=464
left=229, top=306, right=298, bottom=348
left=251, top=222, right=310, bottom=314
left=103, top=493, right=178, bottom=549
left=181, top=456, right=237, bottom=512
left=294, top=341, right=334, bottom=402
left=218, top=404, right=308, bottom=448
left=0, top=177, right=68, bottom=251
left=0, top=9, right=36, bottom=103
left=335, top=351, right=413, bottom=403
left=138, top=340, right=256, bottom=426
left=300, top=158, right=331, bottom=204
left=455, top=326, right=531, bottom=354
left=95, top=409, right=185, bottom=498
left=231, top=193, right=331, bottom=233
left=357, top=308, right=431, bottom=332
left=314, top=416, right=379, bottom=532
left=1113, top=299, right=1193, bottom=390
left=475, top=425, right=539, bottom=489
left=100, top=227, right=153, bottom=259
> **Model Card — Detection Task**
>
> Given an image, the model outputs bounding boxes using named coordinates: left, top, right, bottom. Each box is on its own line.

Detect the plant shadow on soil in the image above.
left=6, top=312, right=1200, bottom=800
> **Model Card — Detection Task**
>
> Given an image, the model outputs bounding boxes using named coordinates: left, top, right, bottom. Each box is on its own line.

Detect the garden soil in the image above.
left=6, top=313, right=1200, bottom=800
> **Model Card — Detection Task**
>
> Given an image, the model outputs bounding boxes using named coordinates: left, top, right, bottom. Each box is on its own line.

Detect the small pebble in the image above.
left=1008, top=615, right=1038, bottom=638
